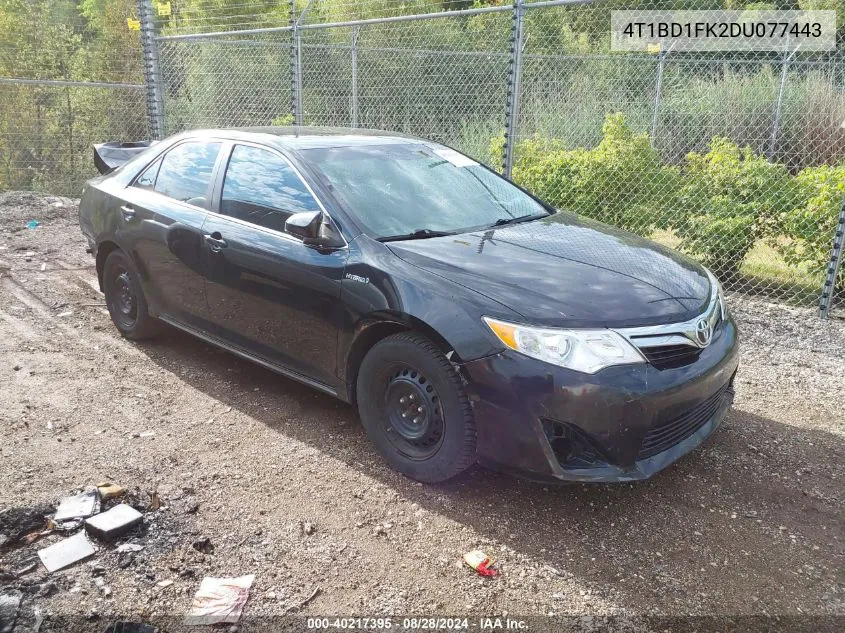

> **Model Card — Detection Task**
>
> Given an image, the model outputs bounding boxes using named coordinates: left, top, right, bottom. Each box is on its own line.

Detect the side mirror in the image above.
left=285, top=210, right=345, bottom=248
left=285, top=210, right=323, bottom=244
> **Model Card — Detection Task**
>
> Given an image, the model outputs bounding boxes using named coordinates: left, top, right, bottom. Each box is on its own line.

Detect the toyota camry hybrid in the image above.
left=79, top=127, right=739, bottom=484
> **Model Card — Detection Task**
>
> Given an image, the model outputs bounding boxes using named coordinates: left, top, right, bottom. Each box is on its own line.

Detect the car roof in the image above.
left=177, top=126, right=427, bottom=151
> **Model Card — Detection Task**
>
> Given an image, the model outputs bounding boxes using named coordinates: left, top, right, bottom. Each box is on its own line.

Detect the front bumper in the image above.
left=462, top=316, right=740, bottom=482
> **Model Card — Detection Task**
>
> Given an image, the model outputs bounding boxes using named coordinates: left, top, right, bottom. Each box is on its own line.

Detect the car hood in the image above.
left=386, top=214, right=712, bottom=328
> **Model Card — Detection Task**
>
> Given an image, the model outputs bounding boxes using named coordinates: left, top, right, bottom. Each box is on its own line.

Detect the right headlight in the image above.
left=483, top=317, right=645, bottom=374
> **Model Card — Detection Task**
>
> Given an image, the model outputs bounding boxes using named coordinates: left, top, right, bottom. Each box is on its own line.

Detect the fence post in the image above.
left=819, top=195, right=845, bottom=318
left=651, top=44, right=666, bottom=142
left=137, top=0, right=164, bottom=140
left=351, top=26, right=360, bottom=128
left=502, top=0, right=525, bottom=179
left=290, top=0, right=303, bottom=126
left=768, top=50, right=792, bottom=160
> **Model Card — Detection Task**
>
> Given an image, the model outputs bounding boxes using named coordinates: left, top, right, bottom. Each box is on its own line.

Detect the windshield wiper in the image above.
left=488, top=213, right=545, bottom=229
left=377, top=228, right=456, bottom=242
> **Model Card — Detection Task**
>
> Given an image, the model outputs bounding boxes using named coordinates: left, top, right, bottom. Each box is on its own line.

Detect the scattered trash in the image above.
left=0, top=534, right=8, bottom=548
left=156, top=579, right=174, bottom=588
left=149, top=492, right=161, bottom=511
left=25, top=220, right=40, bottom=229
left=184, top=575, right=255, bottom=626
left=131, top=431, right=156, bottom=439
left=57, top=311, right=73, bottom=318
left=38, top=532, right=97, bottom=573
left=97, top=483, right=125, bottom=501
left=85, top=504, right=142, bottom=540
left=463, top=550, right=499, bottom=577
left=53, top=488, right=100, bottom=528
left=0, top=591, right=22, bottom=633
left=116, top=543, right=144, bottom=553
left=104, top=622, right=157, bottom=633
left=23, top=528, right=52, bottom=545
left=301, top=521, right=316, bottom=536
left=192, top=537, right=214, bottom=554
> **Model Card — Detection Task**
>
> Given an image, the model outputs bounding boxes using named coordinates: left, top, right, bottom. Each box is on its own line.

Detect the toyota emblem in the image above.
left=695, top=319, right=712, bottom=347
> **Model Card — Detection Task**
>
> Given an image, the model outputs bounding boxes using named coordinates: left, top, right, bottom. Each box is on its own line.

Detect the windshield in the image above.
left=303, top=143, right=550, bottom=239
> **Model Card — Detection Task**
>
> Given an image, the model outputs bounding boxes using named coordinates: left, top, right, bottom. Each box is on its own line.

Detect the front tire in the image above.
left=103, top=249, right=161, bottom=340
left=356, top=332, right=476, bottom=483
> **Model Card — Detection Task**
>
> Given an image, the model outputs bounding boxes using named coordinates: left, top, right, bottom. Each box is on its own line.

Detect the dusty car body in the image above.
left=79, top=127, right=738, bottom=483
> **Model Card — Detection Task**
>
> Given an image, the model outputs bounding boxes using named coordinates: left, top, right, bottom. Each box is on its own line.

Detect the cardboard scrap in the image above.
left=97, top=482, right=125, bottom=501
left=184, top=575, right=255, bottom=626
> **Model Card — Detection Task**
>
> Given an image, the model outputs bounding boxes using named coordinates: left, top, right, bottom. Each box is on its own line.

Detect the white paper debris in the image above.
left=184, top=575, right=255, bottom=626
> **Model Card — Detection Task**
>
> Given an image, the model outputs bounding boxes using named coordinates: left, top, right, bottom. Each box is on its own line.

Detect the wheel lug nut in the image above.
left=399, top=397, right=407, bottom=404
left=413, top=417, right=421, bottom=424
left=401, top=413, right=407, bottom=418
left=417, top=406, right=423, bottom=412
left=409, top=395, right=415, bottom=401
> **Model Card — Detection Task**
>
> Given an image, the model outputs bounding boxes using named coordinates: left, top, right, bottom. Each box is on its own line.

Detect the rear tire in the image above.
left=103, top=249, right=161, bottom=340
left=356, top=332, right=476, bottom=483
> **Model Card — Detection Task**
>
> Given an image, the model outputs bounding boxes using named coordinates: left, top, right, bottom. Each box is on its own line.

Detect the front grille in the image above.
left=639, top=344, right=702, bottom=370
left=637, top=381, right=734, bottom=460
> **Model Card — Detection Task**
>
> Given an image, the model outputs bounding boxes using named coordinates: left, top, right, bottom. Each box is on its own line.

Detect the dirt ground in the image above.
left=0, top=192, right=843, bottom=631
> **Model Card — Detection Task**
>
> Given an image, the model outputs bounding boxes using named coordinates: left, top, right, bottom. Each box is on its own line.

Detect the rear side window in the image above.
left=134, top=157, right=162, bottom=190
left=154, top=141, right=221, bottom=208
left=220, top=145, right=320, bottom=233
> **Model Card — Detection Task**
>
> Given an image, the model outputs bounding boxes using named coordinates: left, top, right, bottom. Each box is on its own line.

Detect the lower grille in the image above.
left=639, top=344, right=702, bottom=370
left=638, top=381, right=734, bottom=460
left=541, top=419, right=605, bottom=469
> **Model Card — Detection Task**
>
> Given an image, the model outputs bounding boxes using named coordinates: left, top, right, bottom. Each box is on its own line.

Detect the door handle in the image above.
left=204, top=233, right=228, bottom=252
left=120, top=205, right=135, bottom=220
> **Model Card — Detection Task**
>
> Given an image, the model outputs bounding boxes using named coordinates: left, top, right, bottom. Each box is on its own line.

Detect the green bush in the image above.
left=673, top=137, right=803, bottom=278
left=777, top=164, right=845, bottom=278
left=494, top=114, right=835, bottom=282
left=500, top=113, right=678, bottom=235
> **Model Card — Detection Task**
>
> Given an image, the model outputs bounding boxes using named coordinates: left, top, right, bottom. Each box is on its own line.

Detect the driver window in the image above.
left=220, top=145, right=320, bottom=233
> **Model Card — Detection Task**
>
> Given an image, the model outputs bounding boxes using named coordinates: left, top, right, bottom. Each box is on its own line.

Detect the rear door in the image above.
left=123, top=140, right=223, bottom=326
left=202, top=142, right=348, bottom=388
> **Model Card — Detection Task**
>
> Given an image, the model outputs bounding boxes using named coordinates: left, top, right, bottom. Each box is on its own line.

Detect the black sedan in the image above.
left=79, top=128, right=739, bottom=483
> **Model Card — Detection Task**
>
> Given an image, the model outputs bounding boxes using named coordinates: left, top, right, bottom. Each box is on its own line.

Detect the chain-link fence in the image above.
left=2, top=0, right=844, bottom=316
left=0, top=0, right=151, bottom=195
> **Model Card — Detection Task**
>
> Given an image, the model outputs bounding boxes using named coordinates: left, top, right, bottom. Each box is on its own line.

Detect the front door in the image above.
left=202, top=143, right=348, bottom=388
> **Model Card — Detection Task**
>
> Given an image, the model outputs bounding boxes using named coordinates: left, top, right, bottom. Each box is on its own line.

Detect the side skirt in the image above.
left=158, top=315, right=341, bottom=399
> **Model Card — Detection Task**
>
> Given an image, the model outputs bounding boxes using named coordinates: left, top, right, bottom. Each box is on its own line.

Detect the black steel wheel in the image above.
left=383, top=363, right=445, bottom=460
left=356, top=332, right=476, bottom=483
left=103, top=249, right=161, bottom=340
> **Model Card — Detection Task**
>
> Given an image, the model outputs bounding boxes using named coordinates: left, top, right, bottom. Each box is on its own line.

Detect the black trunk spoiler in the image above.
left=93, top=140, right=156, bottom=175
